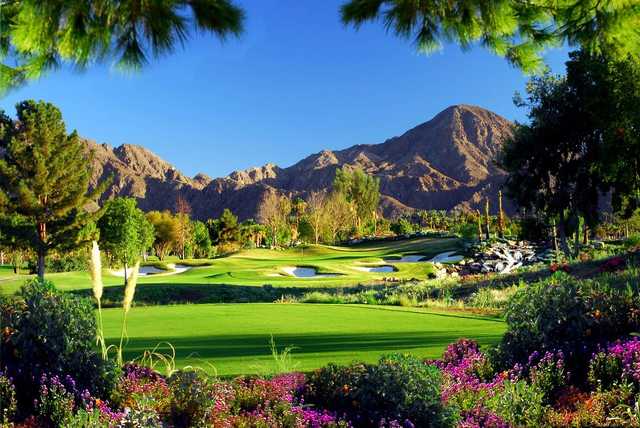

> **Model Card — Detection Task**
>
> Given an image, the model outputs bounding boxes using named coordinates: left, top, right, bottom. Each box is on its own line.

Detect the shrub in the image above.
left=547, top=384, right=636, bottom=427
left=588, top=338, right=640, bottom=391
left=495, top=274, right=640, bottom=375
left=452, top=222, right=478, bottom=240
left=111, top=364, right=170, bottom=415
left=527, top=351, right=567, bottom=404
left=588, top=352, right=624, bottom=391
left=303, top=362, right=368, bottom=416
left=459, top=406, right=509, bottom=428
left=391, top=218, right=415, bottom=236
left=0, top=279, right=119, bottom=413
left=485, top=380, right=547, bottom=427
left=167, top=370, right=215, bottom=427
left=35, top=374, right=76, bottom=427
left=514, top=217, right=548, bottom=242
left=27, top=253, right=87, bottom=274
left=305, top=355, right=457, bottom=427
left=0, top=373, right=16, bottom=424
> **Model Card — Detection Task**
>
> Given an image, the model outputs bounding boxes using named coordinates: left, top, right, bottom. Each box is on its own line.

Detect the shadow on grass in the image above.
left=349, top=304, right=505, bottom=323
left=111, top=330, right=504, bottom=368
left=70, top=283, right=380, bottom=307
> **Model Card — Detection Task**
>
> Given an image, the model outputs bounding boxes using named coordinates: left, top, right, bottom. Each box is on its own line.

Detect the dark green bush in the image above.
left=495, top=273, right=640, bottom=377
left=514, top=217, right=548, bottom=242
left=0, top=279, right=118, bottom=414
left=391, top=218, right=416, bottom=236
left=588, top=352, right=624, bottom=391
left=27, top=254, right=87, bottom=273
left=305, top=354, right=457, bottom=427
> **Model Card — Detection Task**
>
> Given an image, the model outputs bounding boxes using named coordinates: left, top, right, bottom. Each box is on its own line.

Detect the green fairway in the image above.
left=0, top=237, right=462, bottom=296
left=102, top=303, right=505, bottom=376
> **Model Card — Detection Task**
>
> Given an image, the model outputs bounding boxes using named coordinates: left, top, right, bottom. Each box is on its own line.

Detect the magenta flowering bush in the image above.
left=458, top=406, right=509, bottom=428
left=111, top=363, right=170, bottom=414
left=588, top=337, right=640, bottom=391
left=433, top=339, right=511, bottom=406
left=603, top=337, right=640, bottom=384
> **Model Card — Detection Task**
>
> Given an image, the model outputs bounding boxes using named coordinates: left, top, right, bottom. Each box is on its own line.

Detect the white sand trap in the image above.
left=282, top=266, right=339, bottom=278
left=428, top=251, right=464, bottom=264
left=388, top=255, right=427, bottom=263
left=354, top=265, right=395, bottom=273
left=387, top=252, right=464, bottom=264
left=110, top=263, right=191, bottom=277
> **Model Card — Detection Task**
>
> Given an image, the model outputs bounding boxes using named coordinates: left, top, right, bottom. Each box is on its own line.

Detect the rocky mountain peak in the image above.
left=87, top=105, right=514, bottom=220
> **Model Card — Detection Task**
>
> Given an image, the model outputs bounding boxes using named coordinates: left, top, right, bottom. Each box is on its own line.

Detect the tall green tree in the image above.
left=192, top=220, right=212, bottom=258
left=0, top=0, right=245, bottom=95
left=0, top=100, right=103, bottom=278
left=501, top=50, right=640, bottom=253
left=340, top=0, right=640, bottom=73
left=146, top=210, right=179, bottom=260
left=97, top=197, right=154, bottom=283
left=218, top=208, right=240, bottom=244
left=333, top=166, right=380, bottom=233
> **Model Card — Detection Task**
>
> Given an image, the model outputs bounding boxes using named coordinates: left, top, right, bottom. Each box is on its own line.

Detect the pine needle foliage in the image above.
left=0, top=0, right=245, bottom=94
left=0, top=100, right=103, bottom=278
left=340, top=0, right=640, bottom=73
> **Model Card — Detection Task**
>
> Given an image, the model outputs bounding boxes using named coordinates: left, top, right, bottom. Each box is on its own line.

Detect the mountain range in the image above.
left=87, top=104, right=514, bottom=220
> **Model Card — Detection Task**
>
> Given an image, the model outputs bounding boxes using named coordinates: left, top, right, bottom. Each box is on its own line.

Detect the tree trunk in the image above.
left=583, top=224, right=589, bottom=245
left=552, top=219, right=559, bottom=258
left=123, top=263, right=128, bottom=287
left=557, top=219, right=571, bottom=256
left=37, top=248, right=46, bottom=280
left=498, top=191, right=505, bottom=238
left=484, top=198, right=491, bottom=240
left=37, top=221, right=47, bottom=279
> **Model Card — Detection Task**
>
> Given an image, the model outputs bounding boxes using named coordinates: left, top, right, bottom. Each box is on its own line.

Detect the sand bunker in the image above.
left=387, top=255, right=427, bottom=263
left=428, top=251, right=464, bottom=264
left=353, top=265, right=396, bottom=273
left=386, top=252, right=463, bottom=264
left=111, top=263, right=191, bottom=277
left=282, top=266, right=339, bottom=278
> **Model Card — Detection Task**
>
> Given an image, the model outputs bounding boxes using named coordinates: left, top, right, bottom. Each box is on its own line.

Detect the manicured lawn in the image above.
left=102, top=303, right=505, bottom=376
left=0, top=237, right=462, bottom=295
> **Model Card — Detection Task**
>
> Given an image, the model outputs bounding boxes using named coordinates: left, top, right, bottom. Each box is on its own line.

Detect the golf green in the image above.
left=0, top=237, right=462, bottom=295
left=102, top=303, right=505, bottom=376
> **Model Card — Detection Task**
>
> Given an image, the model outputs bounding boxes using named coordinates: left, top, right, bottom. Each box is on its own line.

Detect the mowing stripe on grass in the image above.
left=102, top=303, right=505, bottom=376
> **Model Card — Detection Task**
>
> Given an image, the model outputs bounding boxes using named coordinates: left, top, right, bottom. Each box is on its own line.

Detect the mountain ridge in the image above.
left=87, top=104, right=514, bottom=220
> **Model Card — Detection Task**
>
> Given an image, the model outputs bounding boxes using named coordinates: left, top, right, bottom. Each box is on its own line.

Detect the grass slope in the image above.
left=102, top=303, right=505, bottom=376
left=0, top=237, right=461, bottom=296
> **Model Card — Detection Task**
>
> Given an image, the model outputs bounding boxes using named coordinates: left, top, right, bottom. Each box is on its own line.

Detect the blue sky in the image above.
left=0, top=0, right=569, bottom=178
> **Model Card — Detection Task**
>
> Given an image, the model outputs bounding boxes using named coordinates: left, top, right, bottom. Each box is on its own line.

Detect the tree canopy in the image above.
left=146, top=210, right=179, bottom=260
left=97, top=197, right=154, bottom=272
left=333, top=166, right=380, bottom=233
left=0, top=100, right=102, bottom=278
left=501, top=49, right=640, bottom=251
left=340, top=0, right=640, bottom=73
left=0, top=0, right=245, bottom=94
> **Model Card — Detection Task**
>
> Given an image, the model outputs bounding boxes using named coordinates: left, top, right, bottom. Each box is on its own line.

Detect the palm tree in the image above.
left=0, top=0, right=245, bottom=94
